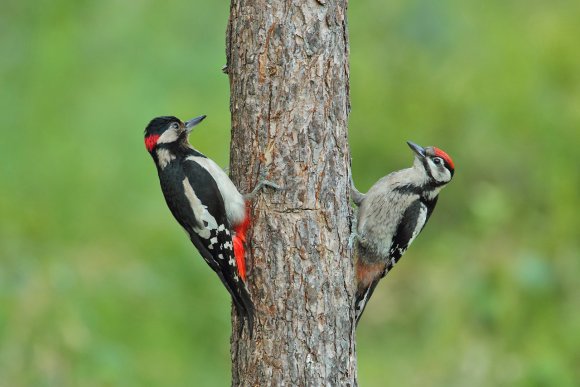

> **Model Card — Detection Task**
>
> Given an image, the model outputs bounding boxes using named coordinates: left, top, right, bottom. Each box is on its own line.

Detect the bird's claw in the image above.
left=244, top=179, right=284, bottom=200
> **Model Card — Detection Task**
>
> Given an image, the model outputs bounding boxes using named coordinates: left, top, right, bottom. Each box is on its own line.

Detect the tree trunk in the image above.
left=226, top=1, right=355, bottom=385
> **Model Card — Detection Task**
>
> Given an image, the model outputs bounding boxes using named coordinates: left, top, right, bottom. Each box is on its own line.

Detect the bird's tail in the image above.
left=239, top=284, right=254, bottom=336
left=354, top=245, right=388, bottom=325
left=215, top=268, right=255, bottom=337
left=355, top=279, right=381, bottom=325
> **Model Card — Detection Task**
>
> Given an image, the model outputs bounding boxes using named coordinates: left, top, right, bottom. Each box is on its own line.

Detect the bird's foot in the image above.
left=243, top=179, right=283, bottom=200
left=348, top=231, right=359, bottom=250
left=349, top=212, right=359, bottom=250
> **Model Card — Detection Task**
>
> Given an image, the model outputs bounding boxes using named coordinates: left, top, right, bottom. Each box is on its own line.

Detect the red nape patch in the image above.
left=433, top=147, right=455, bottom=170
left=232, top=204, right=251, bottom=282
left=145, top=135, right=160, bottom=152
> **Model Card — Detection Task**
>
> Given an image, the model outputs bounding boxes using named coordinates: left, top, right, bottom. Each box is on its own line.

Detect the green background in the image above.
left=1, top=1, right=578, bottom=386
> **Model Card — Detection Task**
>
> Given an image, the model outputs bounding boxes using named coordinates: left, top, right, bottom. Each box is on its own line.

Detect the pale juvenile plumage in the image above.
left=353, top=141, right=455, bottom=323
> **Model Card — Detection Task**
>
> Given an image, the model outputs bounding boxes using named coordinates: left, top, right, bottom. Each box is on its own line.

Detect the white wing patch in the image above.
left=182, top=176, right=218, bottom=239
left=408, top=202, right=428, bottom=247
left=186, top=156, right=246, bottom=226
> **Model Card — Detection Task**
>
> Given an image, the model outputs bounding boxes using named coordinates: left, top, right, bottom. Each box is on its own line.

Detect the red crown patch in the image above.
left=433, top=147, right=455, bottom=170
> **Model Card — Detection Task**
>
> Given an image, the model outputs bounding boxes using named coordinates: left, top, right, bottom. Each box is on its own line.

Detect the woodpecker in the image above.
left=351, top=141, right=455, bottom=324
left=144, top=115, right=258, bottom=333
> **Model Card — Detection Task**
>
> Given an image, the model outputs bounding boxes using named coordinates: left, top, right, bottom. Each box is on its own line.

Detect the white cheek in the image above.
left=434, top=167, right=451, bottom=182
left=427, top=160, right=451, bottom=183
left=157, top=128, right=180, bottom=144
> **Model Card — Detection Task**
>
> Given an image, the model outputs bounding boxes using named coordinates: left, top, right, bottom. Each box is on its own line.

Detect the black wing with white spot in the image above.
left=158, top=159, right=254, bottom=332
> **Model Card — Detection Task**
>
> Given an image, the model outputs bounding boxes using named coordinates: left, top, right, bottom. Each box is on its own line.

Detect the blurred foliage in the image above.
left=0, top=0, right=578, bottom=386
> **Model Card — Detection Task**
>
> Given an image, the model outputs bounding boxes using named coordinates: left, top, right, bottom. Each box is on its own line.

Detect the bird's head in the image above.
left=407, top=141, right=455, bottom=185
left=144, top=115, right=206, bottom=152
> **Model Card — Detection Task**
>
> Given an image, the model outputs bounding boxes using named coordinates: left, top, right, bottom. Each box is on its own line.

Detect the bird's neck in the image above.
left=404, top=167, right=445, bottom=201
left=422, top=186, right=442, bottom=201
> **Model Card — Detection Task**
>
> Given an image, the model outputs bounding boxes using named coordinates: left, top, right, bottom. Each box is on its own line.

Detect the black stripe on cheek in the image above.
left=422, top=158, right=434, bottom=180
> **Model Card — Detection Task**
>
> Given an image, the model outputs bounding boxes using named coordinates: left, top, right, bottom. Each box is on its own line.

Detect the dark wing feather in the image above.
left=387, top=199, right=425, bottom=268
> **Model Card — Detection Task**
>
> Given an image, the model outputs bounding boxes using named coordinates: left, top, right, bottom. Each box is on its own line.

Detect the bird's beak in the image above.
left=184, top=115, right=207, bottom=133
left=407, top=141, right=426, bottom=158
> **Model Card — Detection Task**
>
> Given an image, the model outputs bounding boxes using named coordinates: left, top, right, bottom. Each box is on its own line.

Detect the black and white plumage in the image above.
left=144, top=115, right=254, bottom=333
left=352, top=141, right=455, bottom=324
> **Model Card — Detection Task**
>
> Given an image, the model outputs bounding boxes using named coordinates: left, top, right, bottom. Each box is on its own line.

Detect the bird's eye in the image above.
left=433, top=157, right=443, bottom=165
left=171, top=122, right=179, bottom=130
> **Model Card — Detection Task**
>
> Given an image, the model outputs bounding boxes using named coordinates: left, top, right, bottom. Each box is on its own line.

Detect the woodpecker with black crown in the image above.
left=144, top=114, right=275, bottom=335
left=351, top=141, right=455, bottom=324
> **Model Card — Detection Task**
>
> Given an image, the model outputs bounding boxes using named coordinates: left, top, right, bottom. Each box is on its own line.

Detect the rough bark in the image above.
left=227, top=1, right=355, bottom=385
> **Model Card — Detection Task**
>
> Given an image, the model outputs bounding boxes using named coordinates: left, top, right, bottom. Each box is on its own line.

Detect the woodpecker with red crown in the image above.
left=351, top=141, right=455, bottom=324
left=144, top=115, right=275, bottom=334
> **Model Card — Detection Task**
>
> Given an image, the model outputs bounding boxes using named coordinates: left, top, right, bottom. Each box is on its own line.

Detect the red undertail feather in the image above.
left=233, top=204, right=251, bottom=281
